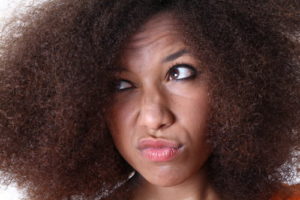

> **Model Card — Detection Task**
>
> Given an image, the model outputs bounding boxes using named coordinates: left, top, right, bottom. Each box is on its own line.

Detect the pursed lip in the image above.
left=137, top=138, right=181, bottom=150
left=137, top=138, right=183, bottom=162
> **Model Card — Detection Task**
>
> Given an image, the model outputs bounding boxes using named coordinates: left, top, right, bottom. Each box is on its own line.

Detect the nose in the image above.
left=137, top=86, right=175, bottom=133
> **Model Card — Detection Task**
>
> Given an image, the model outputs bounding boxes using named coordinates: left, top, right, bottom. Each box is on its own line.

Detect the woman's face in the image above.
left=106, top=13, right=212, bottom=187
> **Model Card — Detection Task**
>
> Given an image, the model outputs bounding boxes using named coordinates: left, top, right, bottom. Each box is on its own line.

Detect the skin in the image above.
left=106, top=12, right=219, bottom=200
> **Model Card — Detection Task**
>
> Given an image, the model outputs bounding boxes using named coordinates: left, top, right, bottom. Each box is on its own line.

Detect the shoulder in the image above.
left=271, top=184, right=300, bottom=200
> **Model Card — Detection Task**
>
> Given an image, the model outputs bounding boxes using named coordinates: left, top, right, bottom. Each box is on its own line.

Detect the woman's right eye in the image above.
left=115, top=79, right=134, bottom=91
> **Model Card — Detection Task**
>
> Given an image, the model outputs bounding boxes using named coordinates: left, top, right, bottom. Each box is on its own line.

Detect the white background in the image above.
left=0, top=0, right=299, bottom=200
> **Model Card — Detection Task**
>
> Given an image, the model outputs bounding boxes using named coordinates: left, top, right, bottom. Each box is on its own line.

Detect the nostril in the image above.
left=138, top=105, right=175, bottom=132
left=138, top=88, right=175, bottom=131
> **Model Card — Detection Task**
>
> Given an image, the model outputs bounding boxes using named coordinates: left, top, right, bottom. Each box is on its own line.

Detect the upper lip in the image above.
left=137, top=138, right=181, bottom=150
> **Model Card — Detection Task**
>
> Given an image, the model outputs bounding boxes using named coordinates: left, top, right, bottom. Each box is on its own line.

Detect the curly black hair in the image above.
left=0, top=0, right=299, bottom=200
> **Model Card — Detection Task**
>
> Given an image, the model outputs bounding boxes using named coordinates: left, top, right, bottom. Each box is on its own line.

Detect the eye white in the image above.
left=178, top=67, right=193, bottom=79
left=169, top=65, right=195, bottom=80
left=116, top=80, right=132, bottom=90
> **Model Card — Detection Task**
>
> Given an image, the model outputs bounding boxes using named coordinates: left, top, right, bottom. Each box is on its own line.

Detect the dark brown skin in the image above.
left=0, top=1, right=299, bottom=200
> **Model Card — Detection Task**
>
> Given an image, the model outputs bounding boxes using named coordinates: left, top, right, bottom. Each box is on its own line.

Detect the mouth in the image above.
left=137, top=138, right=183, bottom=162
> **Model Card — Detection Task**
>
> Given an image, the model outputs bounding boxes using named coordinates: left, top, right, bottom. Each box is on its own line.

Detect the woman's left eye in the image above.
left=114, top=79, right=134, bottom=92
left=167, top=64, right=197, bottom=81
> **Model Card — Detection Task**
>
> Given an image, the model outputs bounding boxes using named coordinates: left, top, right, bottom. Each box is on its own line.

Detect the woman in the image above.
left=0, top=0, right=299, bottom=200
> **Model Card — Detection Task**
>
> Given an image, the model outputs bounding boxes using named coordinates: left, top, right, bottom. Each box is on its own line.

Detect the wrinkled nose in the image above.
left=137, top=87, right=175, bottom=133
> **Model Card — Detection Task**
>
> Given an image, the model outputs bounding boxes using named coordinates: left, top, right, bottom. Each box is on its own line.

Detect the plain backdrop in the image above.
left=0, top=0, right=299, bottom=200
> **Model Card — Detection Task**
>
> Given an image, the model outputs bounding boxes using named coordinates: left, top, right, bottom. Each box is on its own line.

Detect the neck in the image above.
left=132, top=170, right=219, bottom=200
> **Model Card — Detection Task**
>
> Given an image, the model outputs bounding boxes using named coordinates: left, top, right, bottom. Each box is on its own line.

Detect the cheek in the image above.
left=172, top=85, right=211, bottom=151
left=109, top=93, right=138, bottom=130
left=106, top=98, right=138, bottom=152
left=170, top=83, right=210, bottom=128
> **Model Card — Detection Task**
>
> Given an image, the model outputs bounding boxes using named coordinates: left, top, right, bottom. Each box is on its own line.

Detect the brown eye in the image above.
left=167, top=64, right=197, bottom=81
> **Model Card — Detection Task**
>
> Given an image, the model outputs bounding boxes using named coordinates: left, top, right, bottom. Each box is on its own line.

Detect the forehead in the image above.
left=124, top=12, right=184, bottom=50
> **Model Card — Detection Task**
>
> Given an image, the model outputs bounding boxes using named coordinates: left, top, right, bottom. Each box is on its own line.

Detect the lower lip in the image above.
left=140, top=147, right=180, bottom=162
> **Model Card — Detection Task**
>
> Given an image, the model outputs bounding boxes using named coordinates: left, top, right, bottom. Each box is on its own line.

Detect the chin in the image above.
left=142, top=169, right=188, bottom=187
left=147, top=177, right=183, bottom=187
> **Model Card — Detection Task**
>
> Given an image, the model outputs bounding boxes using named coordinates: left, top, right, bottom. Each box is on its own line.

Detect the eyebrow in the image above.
left=162, top=49, right=189, bottom=63
left=114, top=49, right=190, bottom=73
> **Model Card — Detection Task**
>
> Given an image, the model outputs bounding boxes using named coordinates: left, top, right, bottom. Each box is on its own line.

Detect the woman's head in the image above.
left=105, top=12, right=212, bottom=187
left=0, top=1, right=299, bottom=200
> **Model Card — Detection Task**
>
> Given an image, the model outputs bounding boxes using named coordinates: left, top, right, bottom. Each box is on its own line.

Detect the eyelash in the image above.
left=114, top=63, right=199, bottom=92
